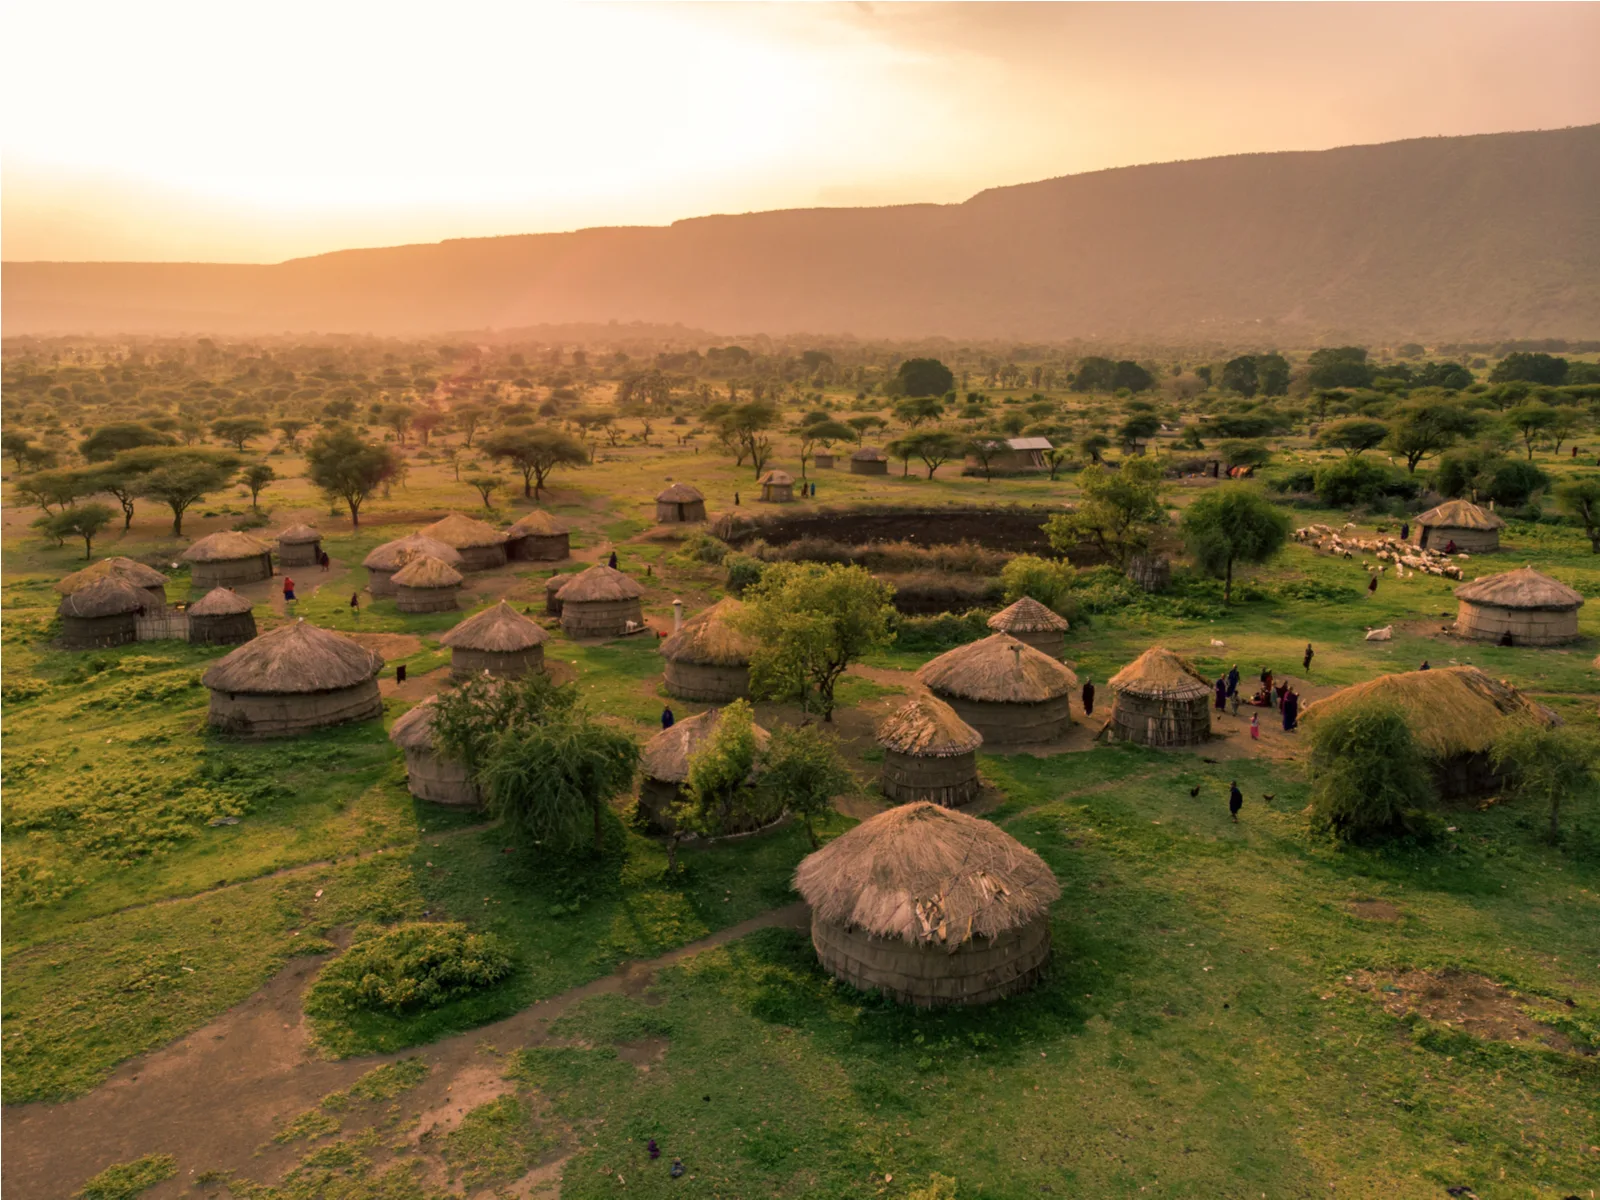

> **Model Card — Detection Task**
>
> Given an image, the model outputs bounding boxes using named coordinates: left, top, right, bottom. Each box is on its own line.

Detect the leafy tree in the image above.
left=893, top=396, right=945, bottom=429
left=1217, top=439, right=1272, bottom=469
left=1503, top=402, right=1559, bottom=460
left=1490, top=724, right=1596, bottom=843
left=1205, top=412, right=1287, bottom=439
left=896, top=358, right=954, bottom=398
left=1117, top=412, right=1161, bottom=450
left=239, top=463, right=276, bottom=511
left=134, top=451, right=239, bottom=535
left=1317, top=418, right=1390, bottom=456
left=80, top=422, right=173, bottom=463
left=1220, top=356, right=1259, bottom=397
left=999, top=554, right=1077, bottom=615
left=1255, top=353, right=1291, bottom=397
left=1314, top=456, right=1401, bottom=507
left=1490, top=351, right=1567, bottom=386
left=1413, top=360, right=1474, bottom=390
left=888, top=429, right=963, bottom=479
left=380, top=403, right=416, bottom=444
left=483, top=427, right=588, bottom=498
left=274, top=418, right=309, bottom=449
left=667, top=700, right=775, bottom=865
left=453, top=404, right=488, bottom=447
left=1433, top=448, right=1546, bottom=507
left=479, top=710, right=639, bottom=855
left=411, top=408, right=444, bottom=446
left=1384, top=403, right=1476, bottom=472
left=80, top=464, right=139, bottom=530
left=1555, top=477, right=1600, bottom=552
left=2, top=430, right=48, bottom=469
left=1306, top=347, right=1374, bottom=389
left=710, top=402, right=779, bottom=476
left=796, top=420, right=854, bottom=478
left=14, top=470, right=85, bottom=514
left=1309, top=701, right=1436, bottom=843
left=466, top=473, right=504, bottom=508
left=1078, top=432, right=1111, bottom=464
left=305, top=427, right=399, bottom=528
left=211, top=417, right=269, bottom=451
left=1180, top=484, right=1289, bottom=602
left=964, top=436, right=1006, bottom=481
left=42, top=502, right=115, bottom=558
left=846, top=415, right=886, bottom=443
left=1044, top=457, right=1166, bottom=568
left=1041, top=445, right=1071, bottom=481
left=757, top=723, right=855, bottom=848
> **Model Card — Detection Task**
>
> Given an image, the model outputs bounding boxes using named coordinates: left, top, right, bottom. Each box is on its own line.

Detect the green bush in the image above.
left=73, top=1154, right=177, bottom=1200
left=892, top=610, right=990, bottom=652
left=723, top=552, right=766, bottom=596
left=675, top=529, right=729, bottom=565
left=998, top=554, right=1077, bottom=616
left=1490, top=724, right=1598, bottom=843
left=1308, top=701, right=1436, bottom=842
left=306, top=923, right=515, bottom=1017
left=1313, top=457, right=1415, bottom=507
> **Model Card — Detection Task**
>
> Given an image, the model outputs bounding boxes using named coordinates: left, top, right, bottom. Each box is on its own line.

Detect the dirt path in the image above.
left=1, top=903, right=811, bottom=1200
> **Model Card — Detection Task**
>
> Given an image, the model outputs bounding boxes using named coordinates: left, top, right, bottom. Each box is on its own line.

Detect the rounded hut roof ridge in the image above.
left=55, top=556, right=167, bottom=595
left=558, top=564, right=644, bottom=602
left=642, top=707, right=771, bottom=783
left=793, top=801, right=1060, bottom=946
left=439, top=600, right=549, bottom=651
left=876, top=693, right=983, bottom=757
left=188, top=586, right=255, bottom=616
left=1417, top=498, right=1505, bottom=530
left=760, top=468, right=794, bottom=484
left=57, top=576, right=148, bottom=618
left=363, top=533, right=463, bottom=571
left=182, top=530, right=273, bottom=563
left=1108, top=646, right=1211, bottom=701
left=390, top=554, right=465, bottom=589
left=419, top=512, right=508, bottom=548
left=656, top=481, right=704, bottom=502
left=507, top=509, right=569, bottom=536
left=1454, top=566, right=1584, bottom=610
left=201, top=620, right=383, bottom=694
left=659, top=597, right=754, bottom=666
left=915, top=633, right=1078, bottom=703
left=276, top=522, right=322, bottom=543
left=851, top=446, right=886, bottom=460
left=988, top=596, right=1071, bottom=634
left=389, top=696, right=439, bottom=751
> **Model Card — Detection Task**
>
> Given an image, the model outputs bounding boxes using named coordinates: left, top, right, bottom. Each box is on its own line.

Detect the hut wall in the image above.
left=367, top=567, right=399, bottom=596
left=188, top=612, right=257, bottom=646
left=881, top=749, right=980, bottom=808
left=1108, top=692, right=1211, bottom=747
left=663, top=659, right=750, bottom=703
left=278, top=541, right=322, bottom=567
left=933, top=692, right=1072, bottom=746
left=58, top=613, right=138, bottom=649
left=813, top=454, right=835, bottom=469
left=811, top=916, right=1050, bottom=1007
left=850, top=459, right=889, bottom=476
left=449, top=645, right=545, bottom=680
left=207, top=679, right=382, bottom=738
left=561, top=597, right=644, bottom=638
left=760, top=483, right=794, bottom=502
left=454, top=544, right=508, bottom=571
left=403, top=748, right=479, bottom=807
left=637, top=777, right=682, bottom=833
left=136, top=611, right=190, bottom=641
left=191, top=554, right=273, bottom=590
left=655, top=500, right=707, bottom=524
left=507, top=533, right=569, bottom=562
left=1455, top=601, right=1579, bottom=646
left=1432, top=751, right=1502, bottom=801
left=1006, top=629, right=1065, bottom=660
left=395, top=586, right=459, bottom=614
left=1416, top=525, right=1498, bottom=553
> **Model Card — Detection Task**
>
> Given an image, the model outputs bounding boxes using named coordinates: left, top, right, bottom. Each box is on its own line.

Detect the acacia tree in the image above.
left=274, top=418, right=309, bottom=449
left=211, top=417, right=269, bottom=451
left=1555, top=478, right=1600, bottom=552
left=80, top=422, right=173, bottom=462
left=846, top=415, right=886, bottom=444
left=240, top=463, right=276, bottom=511
left=134, top=451, right=240, bottom=535
left=1317, top=419, right=1390, bottom=457
left=1503, top=403, right=1559, bottom=460
left=711, top=402, right=778, bottom=476
left=893, top=396, right=944, bottom=429
left=82, top=464, right=139, bottom=530
left=43, top=502, right=115, bottom=559
left=1180, top=483, right=1290, bottom=603
left=453, top=404, right=488, bottom=447
left=305, top=427, right=399, bottom=528
left=466, top=474, right=504, bottom=509
left=1384, top=403, right=1476, bottom=472
left=15, top=470, right=86, bottom=514
left=1490, top=724, right=1596, bottom=843
left=1044, top=457, right=1167, bottom=567
left=483, top=427, right=588, bottom=498
left=411, top=408, right=444, bottom=446
left=796, top=420, right=854, bottom=479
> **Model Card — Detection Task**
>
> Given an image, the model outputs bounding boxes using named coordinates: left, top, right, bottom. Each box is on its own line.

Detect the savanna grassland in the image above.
left=2, top=335, right=1598, bottom=1200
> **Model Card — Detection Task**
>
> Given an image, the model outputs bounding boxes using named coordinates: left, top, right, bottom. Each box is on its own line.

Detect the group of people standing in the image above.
left=1215, top=646, right=1307, bottom=736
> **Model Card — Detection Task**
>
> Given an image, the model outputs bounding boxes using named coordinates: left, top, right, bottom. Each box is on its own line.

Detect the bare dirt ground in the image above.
left=1348, top=967, right=1584, bottom=1054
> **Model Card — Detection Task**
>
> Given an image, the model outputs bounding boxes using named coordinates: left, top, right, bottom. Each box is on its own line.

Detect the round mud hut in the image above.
left=793, top=801, right=1060, bottom=1007
left=505, top=510, right=570, bottom=562
left=439, top=600, right=548, bottom=679
left=813, top=451, right=836, bottom=469
left=389, top=697, right=478, bottom=807
left=363, top=534, right=463, bottom=596
left=390, top=554, right=464, bottom=614
left=1301, top=665, right=1558, bottom=799
left=182, top=531, right=273, bottom=590
left=56, top=577, right=146, bottom=649
left=850, top=447, right=889, bottom=476
left=987, top=597, right=1070, bottom=660
left=1414, top=500, right=1505, bottom=553
left=655, top=483, right=707, bottom=524
left=186, top=587, right=257, bottom=646
left=876, top=694, right=984, bottom=808
left=758, top=469, right=796, bottom=502
left=418, top=513, right=509, bottom=571
left=56, top=557, right=169, bottom=609
left=659, top=597, right=754, bottom=702
left=1106, top=647, right=1212, bottom=747
left=544, top=573, right=571, bottom=616
left=638, top=707, right=771, bottom=834
left=201, top=619, right=384, bottom=738
left=557, top=565, right=645, bottom=638
left=275, top=523, right=323, bottom=567
left=1453, top=567, right=1584, bottom=646
left=915, top=633, right=1078, bottom=746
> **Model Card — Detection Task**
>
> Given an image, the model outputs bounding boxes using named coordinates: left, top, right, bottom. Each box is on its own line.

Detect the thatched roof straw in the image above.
left=793, top=802, right=1059, bottom=946
left=389, top=697, right=440, bottom=751
left=201, top=619, right=383, bottom=694
left=419, top=512, right=508, bottom=549
left=916, top=633, right=1078, bottom=703
left=1454, top=567, right=1584, bottom=611
left=276, top=523, right=322, bottom=544
left=545, top=574, right=570, bottom=595
left=760, top=469, right=794, bottom=485
left=55, top=556, right=167, bottom=595
left=877, top=694, right=983, bottom=757
left=1417, top=499, right=1505, bottom=530
left=1301, top=665, right=1558, bottom=758
left=363, top=534, right=463, bottom=571
left=659, top=597, right=754, bottom=666
left=57, top=577, right=147, bottom=618
left=440, top=600, right=549, bottom=651
left=507, top=510, right=569, bottom=536
left=642, top=707, right=770, bottom=783
left=188, top=587, right=254, bottom=617
left=851, top=447, right=887, bottom=461
left=988, top=597, right=1070, bottom=634
left=390, top=554, right=464, bottom=589
left=182, top=531, right=273, bottom=563
left=1108, top=647, right=1211, bottom=701
left=656, top=482, right=704, bottom=502
left=558, top=564, right=644, bottom=603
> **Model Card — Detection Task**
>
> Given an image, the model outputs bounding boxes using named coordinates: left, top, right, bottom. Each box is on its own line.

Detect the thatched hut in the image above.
left=876, top=694, right=983, bottom=808
left=850, top=447, right=889, bottom=475
left=987, top=597, right=1070, bottom=660
left=659, top=597, right=754, bottom=702
left=915, top=633, right=1077, bottom=746
left=182, top=531, right=273, bottom=590
left=418, top=513, right=509, bottom=570
left=439, top=600, right=548, bottom=679
left=1107, top=647, right=1211, bottom=746
left=56, top=577, right=146, bottom=649
left=544, top=573, right=571, bottom=616
left=186, top=587, right=257, bottom=646
left=202, top=619, right=383, bottom=738
left=557, top=565, right=645, bottom=638
left=655, top=483, right=707, bottom=524
left=1301, top=665, right=1559, bottom=799
left=363, top=534, right=463, bottom=596
left=56, top=556, right=168, bottom=609
left=505, top=510, right=570, bottom=561
left=759, top=469, right=795, bottom=502
left=1454, top=567, right=1584, bottom=646
left=275, top=523, right=323, bottom=567
left=391, top=554, right=464, bottom=613
left=389, top=698, right=478, bottom=807
left=638, top=707, right=771, bottom=833
left=813, top=452, right=836, bottom=469
left=1414, top=499, right=1505, bottom=553
left=793, top=802, right=1059, bottom=1007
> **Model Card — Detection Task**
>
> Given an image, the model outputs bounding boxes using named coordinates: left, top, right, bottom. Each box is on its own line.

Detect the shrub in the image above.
left=1490, top=724, right=1597, bottom=843
left=884, top=571, right=1004, bottom=613
left=1308, top=701, right=1436, bottom=842
left=1313, top=457, right=1409, bottom=507
left=73, top=1153, right=178, bottom=1200
left=674, top=530, right=729, bottom=565
left=999, top=554, right=1077, bottom=616
left=892, top=610, right=991, bottom=652
left=723, top=552, right=766, bottom=596
left=305, top=922, right=515, bottom=1016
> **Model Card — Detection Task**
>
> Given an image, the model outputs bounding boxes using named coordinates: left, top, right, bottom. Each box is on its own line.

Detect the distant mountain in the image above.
left=6, top=126, right=1598, bottom=342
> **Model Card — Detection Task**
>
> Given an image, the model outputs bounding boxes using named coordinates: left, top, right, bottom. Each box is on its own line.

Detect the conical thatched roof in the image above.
left=1454, top=567, right=1584, bottom=611
left=793, top=802, right=1059, bottom=946
left=642, top=707, right=771, bottom=783
left=507, top=510, right=569, bottom=536
left=916, top=633, right=1078, bottom=703
left=390, top=554, right=464, bottom=589
left=1108, top=647, right=1211, bottom=701
left=419, top=512, right=508, bottom=549
left=851, top=447, right=887, bottom=461
left=363, top=534, right=463, bottom=571
left=558, top=564, right=644, bottom=603
left=760, top=469, right=794, bottom=485
left=188, top=587, right=254, bottom=616
left=987, top=596, right=1070, bottom=634
left=55, top=556, right=167, bottom=596
left=440, top=600, right=548, bottom=651
left=57, top=576, right=147, bottom=618
left=201, top=620, right=383, bottom=694
left=1301, top=665, right=1558, bottom=758
left=1417, top=499, right=1505, bottom=530
left=182, top=531, right=272, bottom=563
left=276, top=523, right=322, bottom=544
left=545, top=574, right=571, bottom=596
left=659, top=598, right=754, bottom=666
left=656, top=482, right=704, bottom=502
left=389, top=697, right=439, bottom=751
left=877, top=694, right=983, bottom=757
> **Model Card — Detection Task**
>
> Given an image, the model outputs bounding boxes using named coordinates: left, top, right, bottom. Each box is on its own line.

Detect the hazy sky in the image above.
left=4, top=1, right=1597, bottom=263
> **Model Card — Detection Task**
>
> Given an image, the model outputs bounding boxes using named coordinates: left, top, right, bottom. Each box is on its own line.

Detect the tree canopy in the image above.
left=1180, top=484, right=1289, bottom=602
left=895, top=358, right=954, bottom=398
left=483, top=427, right=588, bottom=498
left=1044, top=457, right=1166, bottom=568
left=305, top=427, right=400, bottom=528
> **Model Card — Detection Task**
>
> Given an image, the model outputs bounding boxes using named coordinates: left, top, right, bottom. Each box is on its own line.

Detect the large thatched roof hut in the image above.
left=655, top=482, right=707, bottom=524
left=638, top=707, right=772, bottom=833
left=659, top=597, right=754, bottom=702
left=1454, top=567, right=1584, bottom=646
left=558, top=565, right=644, bottom=638
left=759, top=469, right=795, bottom=502
left=915, top=633, right=1078, bottom=745
left=987, top=597, right=1070, bottom=660
left=186, top=587, right=257, bottom=646
left=418, top=513, right=509, bottom=570
left=1107, top=647, right=1211, bottom=746
left=275, top=523, right=323, bottom=567
left=1301, top=665, right=1559, bottom=798
left=439, top=600, right=548, bottom=679
left=201, top=620, right=383, bottom=738
left=56, top=556, right=169, bottom=609
left=850, top=447, right=889, bottom=475
left=505, top=510, right=570, bottom=562
left=391, top=554, right=464, bottom=613
left=389, top=698, right=478, bottom=807
left=793, top=802, right=1059, bottom=1007
left=363, top=534, right=463, bottom=596
left=56, top=577, right=147, bottom=649
left=1414, top=499, right=1504, bottom=553
left=182, top=531, right=273, bottom=589
left=876, top=694, right=983, bottom=808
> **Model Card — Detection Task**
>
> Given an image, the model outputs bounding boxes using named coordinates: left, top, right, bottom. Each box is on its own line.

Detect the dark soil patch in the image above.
left=614, top=1037, right=670, bottom=1069
left=1349, top=968, right=1581, bottom=1053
